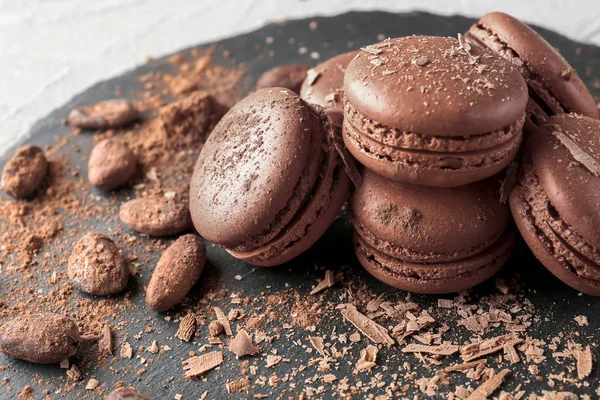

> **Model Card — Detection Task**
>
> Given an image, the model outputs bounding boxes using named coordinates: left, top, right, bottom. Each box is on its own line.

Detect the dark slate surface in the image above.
left=0, top=11, right=599, bottom=399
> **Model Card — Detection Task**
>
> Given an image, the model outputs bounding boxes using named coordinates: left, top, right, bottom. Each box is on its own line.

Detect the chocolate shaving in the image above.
left=149, top=340, right=159, bottom=354
left=499, top=161, right=519, bottom=204
left=228, top=308, right=244, bottom=321
left=214, top=307, right=233, bottom=336
left=466, top=369, right=510, bottom=400
left=338, top=304, right=394, bottom=345
left=182, top=351, right=223, bottom=379
left=552, top=130, right=600, bottom=176
left=571, top=344, right=593, bottom=379
left=309, top=270, right=341, bottom=295
left=120, top=342, right=133, bottom=359
left=504, top=343, right=520, bottom=364
left=229, top=330, right=260, bottom=358
left=461, top=334, right=522, bottom=362
left=437, top=299, right=454, bottom=309
left=457, top=33, right=472, bottom=52
left=226, top=377, right=251, bottom=394
left=208, top=337, right=223, bottom=345
left=403, top=343, right=459, bottom=356
left=266, top=355, right=282, bottom=367
left=355, top=345, right=378, bottom=372
left=98, top=325, right=113, bottom=356
left=309, top=336, right=326, bottom=356
left=444, top=359, right=487, bottom=372
left=176, top=313, right=197, bottom=342
left=86, top=378, right=100, bottom=390
left=334, top=142, right=363, bottom=188
left=360, top=46, right=382, bottom=55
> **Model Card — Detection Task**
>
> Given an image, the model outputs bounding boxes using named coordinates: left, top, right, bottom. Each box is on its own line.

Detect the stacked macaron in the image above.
left=342, top=35, right=527, bottom=293
left=189, top=12, right=599, bottom=295
left=340, top=14, right=598, bottom=294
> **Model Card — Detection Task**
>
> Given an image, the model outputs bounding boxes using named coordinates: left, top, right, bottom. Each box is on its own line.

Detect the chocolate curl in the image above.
left=499, top=161, right=519, bottom=204
left=322, top=108, right=363, bottom=189
left=334, top=142, right=362, bottom=188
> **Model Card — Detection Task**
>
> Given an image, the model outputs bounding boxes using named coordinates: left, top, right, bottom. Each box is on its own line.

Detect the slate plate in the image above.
left=0, top=11, right=599, bottom=399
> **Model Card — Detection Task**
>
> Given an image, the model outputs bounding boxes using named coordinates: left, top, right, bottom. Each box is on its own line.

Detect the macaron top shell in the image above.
left=344, top=36, right=528, bottom=137
left=351, top=169, right=510, bottom=256
left=300, top=51, right=359, bottom=111
left=190, top=88, right=322, bottom=249
left=475, top=12, right=599, bottom=119
left=530, top=114, right=600, bottom=249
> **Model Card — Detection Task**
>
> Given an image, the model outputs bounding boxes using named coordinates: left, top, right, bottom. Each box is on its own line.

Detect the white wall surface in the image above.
left=1, top=0, right=599, bottom=153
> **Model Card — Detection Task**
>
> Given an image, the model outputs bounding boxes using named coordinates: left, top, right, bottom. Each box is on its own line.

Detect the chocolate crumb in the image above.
left=229, top=330, right=260, bottom=358
left=355, top=345, right=378, bottom=372
left=66, top=365, right=82, bottom=382
left=226, top=377, right=251, bottom=394
left=120, top=342, right=133, bottom=359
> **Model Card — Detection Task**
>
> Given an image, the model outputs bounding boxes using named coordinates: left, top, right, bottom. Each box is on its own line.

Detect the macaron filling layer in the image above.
left=343, top=104, right=524, bottom=172
left=466, top=24, right=567, bottom=125
left=354, top=230, right=513, bottom=292
left=353, top=219, right=505, bottom=264
left=344, top=100, right=522, bottom=153
left=228, top=114, right=349, bottom=265
left=514, top=162, right=600, bottom=283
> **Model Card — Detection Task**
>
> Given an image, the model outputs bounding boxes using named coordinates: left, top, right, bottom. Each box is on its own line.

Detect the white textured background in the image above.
left=1, top=0, right=599, bottom=153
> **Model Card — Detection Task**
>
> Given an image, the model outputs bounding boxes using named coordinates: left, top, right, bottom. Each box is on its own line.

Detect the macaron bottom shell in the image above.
left=228, top=144, right=350, bottom=267
left=342, top=107, right=524, bottom=187
left=354, top=229, right=514, bottom=294
left=509, top=164, right=600, bottom=296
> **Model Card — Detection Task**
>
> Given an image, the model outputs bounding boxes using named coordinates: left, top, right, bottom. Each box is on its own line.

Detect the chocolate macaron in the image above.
left=510, top=114, right=600, bottom=295
left=343, top=36, right=528, bottom=187
left=466, top=12, right=599, bottom=132
left=256, top=64, right=309, bottom=93
left=300, top=51, right=359, bottom=114
left=351, top=169, right=514, bottom=294
left=189, top=88, right=350, bottom=266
